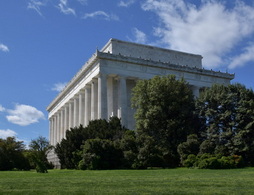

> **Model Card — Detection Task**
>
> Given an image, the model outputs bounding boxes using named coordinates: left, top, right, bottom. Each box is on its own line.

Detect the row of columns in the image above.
left=49, top=74, right=201, bottom=146
left=49, top=74, right=129, bottom=146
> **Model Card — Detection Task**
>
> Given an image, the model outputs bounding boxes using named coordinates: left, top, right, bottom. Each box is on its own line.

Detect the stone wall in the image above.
left=101, top=39, right=202, bottom=68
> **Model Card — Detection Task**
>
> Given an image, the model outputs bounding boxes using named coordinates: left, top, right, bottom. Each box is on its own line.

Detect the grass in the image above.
left=0, top=168, right=254, bottom=194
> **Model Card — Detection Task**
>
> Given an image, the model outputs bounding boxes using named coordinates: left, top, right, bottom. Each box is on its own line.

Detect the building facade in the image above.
left=47, top=39, right=234, bottom=167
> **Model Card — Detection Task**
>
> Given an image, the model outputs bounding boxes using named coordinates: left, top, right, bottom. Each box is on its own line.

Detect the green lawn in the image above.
left=0, top=168, right=254, bottom=194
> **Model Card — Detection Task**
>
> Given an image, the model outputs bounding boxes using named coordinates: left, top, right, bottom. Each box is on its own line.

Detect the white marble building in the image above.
left=47, top=39, right=234, bottom=166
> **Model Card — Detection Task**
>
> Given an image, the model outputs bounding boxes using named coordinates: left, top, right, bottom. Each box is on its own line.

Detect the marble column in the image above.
left=68, top=101, right=73, bottom=129
left=57, top=112, right=61, bottom=143
left=73, top=96, right=79, bottom=127
left=113, top=78, right=119, bottom=117
left=79, top=91, right=85, bottom=126
left=118, top=76, right=127, bottom=127
left=107, top=76, right=114, bottom=117
left=98, top=73, right=108, bottom=119
left=191, top=86, right=200, bottom=98
left=49, top=118, right=53, bottom=145
left=59, top=109, right=64, bottom=142
left=91, top=78, right=98, bottom=120
left=54, top=115, right=57, bottom=145
left=64, top=105, right=69, bottom=138
left=85, top=84, right=91, bottom=126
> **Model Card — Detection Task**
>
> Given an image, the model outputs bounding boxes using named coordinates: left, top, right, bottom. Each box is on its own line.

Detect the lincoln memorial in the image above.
left=47, top=39, right=234, bottom=167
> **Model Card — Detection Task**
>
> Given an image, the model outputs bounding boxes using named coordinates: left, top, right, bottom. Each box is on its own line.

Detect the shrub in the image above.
left=183, top=154, right=197, bottom=168
left=55, top=117, right=127, bottom=169
left=198, top=157, right=221, bottom=169
left=120, top=130, right=138, bottom=169
left=177, top=134, right=200, bottom=165
left=220, top=155, right=244, bottom=169
left=183, top=154, right=245, bottom=169
left=81, top=139, right=124, bottom=170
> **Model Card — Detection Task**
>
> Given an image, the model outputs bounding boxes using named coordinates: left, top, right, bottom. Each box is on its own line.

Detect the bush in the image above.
left=220, top=155, right=244, bottom=169
left=183, top=154, right=196, bottom=168
left=81, top=139, right=124, bottom=170
left=198, top=157, right=220, bottom=169
left=178, top=134, right=200, bottom=165
left=0, top=137, right=30, bottom=171
left=183, top=154, right=245, bottom=169
left=55, top=117, right=128, bottom=169
left=199, top=140, right=216, bottom=155
left=120, top=130, right=138, bottom=169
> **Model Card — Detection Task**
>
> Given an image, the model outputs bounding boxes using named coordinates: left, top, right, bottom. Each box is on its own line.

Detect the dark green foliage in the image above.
left=119, top=130, right=138, bottom=168
left=55, top=81, right=254, bottom=170
left=197, top=155, right=221, bottom=169
left=55, top=125, right=87, bottom=169
left=177, top=134, right=200, bottom=165
left=199, top=140, right=216, bottom=155
left=132, top=75, right=199, bottom=168
left=29, top=136, right=53, bottom=173
left=80, top=138, right=123, bottom=170
left=135, top=135, right=166, bottom=169
left=0, top=137, right=30, bottom=170
left=183, top=154, right=197, bottom=167
left=183, top=154, right=244, bottom=169
left=55, top=117, right=128, bottom=169
left=196, top=84, right=254, bottom=165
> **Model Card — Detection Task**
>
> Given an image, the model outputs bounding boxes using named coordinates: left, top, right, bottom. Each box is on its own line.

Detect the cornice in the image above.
left=96, top=51, right=234, bottom=80
left=47, top=50, right=234, bottom=112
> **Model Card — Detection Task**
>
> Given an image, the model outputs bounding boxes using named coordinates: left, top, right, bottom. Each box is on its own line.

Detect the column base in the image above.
left=47, top=149, right=61, bottom=169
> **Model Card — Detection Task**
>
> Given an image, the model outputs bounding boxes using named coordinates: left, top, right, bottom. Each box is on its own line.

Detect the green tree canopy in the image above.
left=28, top=136, right=53, bottom=173
left=80, top=138, right=123, bottom=170
left=196, top=83, right=254, bottom=165
left=55, top=116, right=128, bottom=169
left=0, top=137, right=29, bottom=170
left=132, top=75, right=199, bottom=167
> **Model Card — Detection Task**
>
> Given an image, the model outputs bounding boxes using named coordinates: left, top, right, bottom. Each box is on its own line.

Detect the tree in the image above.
left=55, top=117, right=128, bottom=169
left=80, top=138, right=123, bottom=170
left=177, top=134, right=200, bottom=165
left=120, top=130, right=139, bottom=168
left=29, top=136, right=53, bottom=173
left=132, top=75, right=199, bottom=167
left=55, top=124, right=88, bottom=169
left=196, top=83, right=254, bottom=165
left=0, top=137, right=30, bottom=170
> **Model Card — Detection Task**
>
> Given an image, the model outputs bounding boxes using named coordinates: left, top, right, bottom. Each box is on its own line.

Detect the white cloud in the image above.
left=141, top=0, right=254, bottom=69
left=6, top=104, right=45, bottom=126
left=27, top=0, right=46, bottom=16
left=229, top=44, right=254, bottom=69
left=77, top=0, right=88, bottom=5
left=118, top=0, right=135, bottom=7
left=0, top=43, right=9, bottom=52
left=0, top=105, right=5, bottom=112
left=57, top=0, right=76, bottom=16
left=82, top=11, right=119, bottom=21
left=51, top=82, right=67, bottom=92
left=132, top=28, right=147, bottom=44
left=0, top=129, right=17, bottom=139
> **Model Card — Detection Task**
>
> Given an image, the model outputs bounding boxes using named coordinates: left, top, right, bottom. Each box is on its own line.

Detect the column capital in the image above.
left=63, top=103, right=69, bottom=109
left=73, top=94, right=79, bottom=98
left=114, top=75, right=127, bottom=81
left=85, top=83, right=91, bottom=89
left=79, top=89, right=85, bottom=94
left=92, top=78, right=98, bottom=83
left=98, top=73, right=108, bottom=79
left=68, top=98, right=74, bottom=103
left=117, top=74, right=127, bottom=78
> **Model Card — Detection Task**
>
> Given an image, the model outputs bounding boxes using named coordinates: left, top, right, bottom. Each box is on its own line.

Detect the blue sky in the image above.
left=0, top=0, right=254, bottom=145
